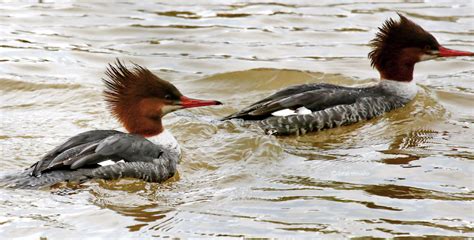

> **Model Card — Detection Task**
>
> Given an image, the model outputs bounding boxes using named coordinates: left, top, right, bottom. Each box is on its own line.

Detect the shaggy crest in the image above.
left=368, top=13, right=440, bottom=69
left=103, top=60, right=183, bottom=122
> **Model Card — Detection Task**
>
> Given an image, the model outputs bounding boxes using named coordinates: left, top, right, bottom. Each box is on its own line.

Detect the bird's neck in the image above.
left=376, top=48, right=422, bottom=82
left=125, top=117, right=164, bottom=137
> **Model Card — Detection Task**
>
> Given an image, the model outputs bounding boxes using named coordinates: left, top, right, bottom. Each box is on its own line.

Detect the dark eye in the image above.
left=164, top=94, right=172, bottom=100
left=423, top=45, right=432, bottom=51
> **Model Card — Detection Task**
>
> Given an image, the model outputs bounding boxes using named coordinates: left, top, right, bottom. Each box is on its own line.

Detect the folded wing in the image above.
left=31, top=130, right=162, bottom=176
left=223, top=83, right=371, bottom=120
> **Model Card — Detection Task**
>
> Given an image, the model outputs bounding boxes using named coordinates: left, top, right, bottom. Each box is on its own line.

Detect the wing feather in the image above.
left=31, top=130, right=163, bottom=176
left=31, top=130, right=121, bottom=176
left=224, top=83, right=370, bottom=120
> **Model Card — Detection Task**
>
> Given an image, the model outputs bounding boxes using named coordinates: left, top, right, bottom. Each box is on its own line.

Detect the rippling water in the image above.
left=0, top=1, right=473, bottom=238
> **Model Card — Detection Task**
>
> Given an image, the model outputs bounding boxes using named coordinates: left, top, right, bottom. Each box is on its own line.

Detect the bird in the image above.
left=0, top=60, right=222, bottom=189
left=222, top=14, right=473, bottom=135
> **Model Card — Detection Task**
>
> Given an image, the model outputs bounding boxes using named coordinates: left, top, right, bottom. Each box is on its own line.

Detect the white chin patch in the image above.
left=271, top=107, right=312, bottom=117
left=98, top=160, right=125, bottom=166
left=161, top=105, right=182, bottom=115
left=419, top=53, right=437, bottom=61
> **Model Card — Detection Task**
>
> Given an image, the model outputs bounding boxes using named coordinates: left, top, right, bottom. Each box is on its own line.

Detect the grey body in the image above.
left=223, top=81, right=416, bottom=135
left=0, top=130, right=178, bottom=189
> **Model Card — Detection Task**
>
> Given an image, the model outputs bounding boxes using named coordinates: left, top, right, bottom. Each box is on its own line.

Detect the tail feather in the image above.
left=0, top=168, right=92, bottom=189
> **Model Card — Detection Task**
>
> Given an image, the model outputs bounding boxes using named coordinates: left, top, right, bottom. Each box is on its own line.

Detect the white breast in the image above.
left=380, top=79, right=418, bottom=100
left=147, top=129, right=182, bottom=159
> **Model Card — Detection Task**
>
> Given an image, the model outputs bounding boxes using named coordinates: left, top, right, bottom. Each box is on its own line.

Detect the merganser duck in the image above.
left=223, top=14, right=473, bottom=135
left=1, top=60, right=222, bottom=189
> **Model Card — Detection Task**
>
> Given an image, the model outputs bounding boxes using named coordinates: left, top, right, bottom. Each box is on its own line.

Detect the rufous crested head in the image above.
left=368, top=13, right=473, bottom=82
left=103, top=60, right=222, bottom=137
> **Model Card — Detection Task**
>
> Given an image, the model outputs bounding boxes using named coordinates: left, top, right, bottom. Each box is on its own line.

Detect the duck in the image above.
left=1, top=60, right=222, bottom=189
left=222, top=14, right=473, bottom=135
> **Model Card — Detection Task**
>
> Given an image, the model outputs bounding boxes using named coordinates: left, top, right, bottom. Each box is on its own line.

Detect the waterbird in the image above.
left=223, top=14, right=473, bottom=135
left=0, top=60, right=222, bottom=189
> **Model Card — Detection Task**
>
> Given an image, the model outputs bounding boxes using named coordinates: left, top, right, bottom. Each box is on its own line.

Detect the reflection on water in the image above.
left=0, top=1, right=473, bottom=238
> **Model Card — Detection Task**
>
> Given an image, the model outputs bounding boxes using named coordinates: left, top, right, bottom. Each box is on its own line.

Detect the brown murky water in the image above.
left=0, top=1, right=473, bottom=238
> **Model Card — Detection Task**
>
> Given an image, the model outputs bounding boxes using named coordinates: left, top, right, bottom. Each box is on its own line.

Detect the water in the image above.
left=0, top=1, right=473, bottom=238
